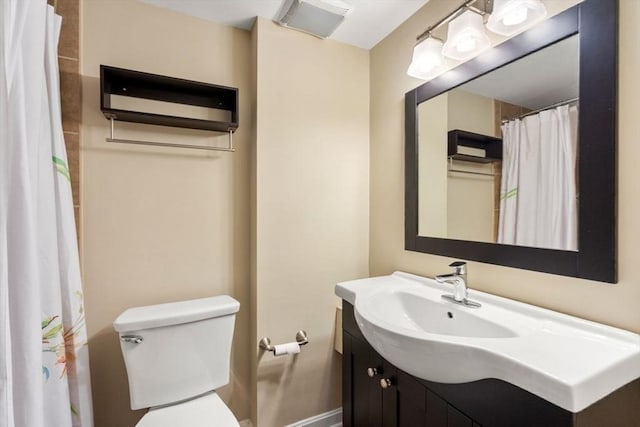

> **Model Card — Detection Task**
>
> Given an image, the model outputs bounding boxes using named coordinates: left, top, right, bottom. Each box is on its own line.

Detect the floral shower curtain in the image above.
left=0, top=2, right=93, bottom=426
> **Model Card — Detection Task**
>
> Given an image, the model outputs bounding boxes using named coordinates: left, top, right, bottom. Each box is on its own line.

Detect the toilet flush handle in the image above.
left=121, top=335, right=143, bottom=344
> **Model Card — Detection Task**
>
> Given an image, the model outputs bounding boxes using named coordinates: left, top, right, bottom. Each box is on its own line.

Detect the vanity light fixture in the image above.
left=442, top=10, right=491, bottom=61
left=407, top=36, right=445, bottom=80
left=487, top=0, right=547, bottom=36
left=407, top=0, right=491, bottom=80
left=407, top=0, right=546, bottom=80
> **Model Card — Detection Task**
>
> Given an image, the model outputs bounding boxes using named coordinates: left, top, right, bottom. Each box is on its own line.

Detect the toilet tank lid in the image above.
left=113, top=295, right=240, bottom=332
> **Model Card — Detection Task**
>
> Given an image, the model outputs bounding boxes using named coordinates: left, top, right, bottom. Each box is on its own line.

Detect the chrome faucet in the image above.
left=435, top=261, right=481, bottom=308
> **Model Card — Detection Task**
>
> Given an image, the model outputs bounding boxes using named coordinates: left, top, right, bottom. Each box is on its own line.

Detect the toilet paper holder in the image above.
left=259, top=330, right=309, bottom=353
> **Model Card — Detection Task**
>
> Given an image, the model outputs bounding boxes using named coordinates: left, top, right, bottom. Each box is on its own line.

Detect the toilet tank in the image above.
left=113, top=296, right=240, bottom=410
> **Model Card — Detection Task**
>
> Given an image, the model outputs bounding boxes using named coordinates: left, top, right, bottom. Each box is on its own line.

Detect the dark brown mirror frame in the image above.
left=405, top=0, right=617, bottom=283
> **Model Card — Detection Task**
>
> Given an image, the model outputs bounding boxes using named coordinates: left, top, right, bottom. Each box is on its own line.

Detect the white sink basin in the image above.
left=370, top=290, right=518, bottom=338
left=335, top=272, right=640, bottom=413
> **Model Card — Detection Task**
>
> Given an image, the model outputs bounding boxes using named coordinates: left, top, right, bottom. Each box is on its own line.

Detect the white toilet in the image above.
left=113, top=295, right=241, bottom=427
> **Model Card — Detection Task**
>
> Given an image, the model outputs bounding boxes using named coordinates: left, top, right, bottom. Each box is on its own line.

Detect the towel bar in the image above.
left=106, top=118, right=235, bottom=152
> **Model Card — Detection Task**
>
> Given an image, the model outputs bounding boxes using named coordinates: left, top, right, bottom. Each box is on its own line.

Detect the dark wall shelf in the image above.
left=100, top=65, right=238, bottom=132
left=448, top=129, right=502, bottom=162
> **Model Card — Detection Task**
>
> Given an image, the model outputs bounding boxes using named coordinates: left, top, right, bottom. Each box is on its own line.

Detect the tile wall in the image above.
left=50, top=0, right=81, bottom=234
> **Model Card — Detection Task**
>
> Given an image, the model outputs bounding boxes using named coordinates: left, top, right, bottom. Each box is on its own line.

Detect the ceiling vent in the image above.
left=275, top=0, right=352, bottom=39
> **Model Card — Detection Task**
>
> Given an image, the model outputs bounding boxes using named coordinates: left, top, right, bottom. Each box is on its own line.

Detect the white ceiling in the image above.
left=461, top=35, right=579, bottom=110
left=140, top=0, right=430, bottom=49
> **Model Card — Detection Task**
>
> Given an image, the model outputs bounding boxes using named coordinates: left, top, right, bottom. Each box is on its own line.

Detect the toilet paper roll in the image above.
left=273, top=342, right=301, bottom=356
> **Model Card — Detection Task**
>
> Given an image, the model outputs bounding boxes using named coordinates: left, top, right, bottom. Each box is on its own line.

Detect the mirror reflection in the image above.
left=418, top=34, right=579, bottom=251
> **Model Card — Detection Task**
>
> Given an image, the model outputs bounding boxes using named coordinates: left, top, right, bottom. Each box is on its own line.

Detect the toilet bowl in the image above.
left=113, top=295, right=240, bottom=427
left=135, top=392, right=238, bottom=427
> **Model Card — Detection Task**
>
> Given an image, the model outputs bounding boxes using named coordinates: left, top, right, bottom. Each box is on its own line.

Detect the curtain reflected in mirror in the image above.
left=499, top=105, right=578, bottom=250
left=417, top=34, right=579, bottom=251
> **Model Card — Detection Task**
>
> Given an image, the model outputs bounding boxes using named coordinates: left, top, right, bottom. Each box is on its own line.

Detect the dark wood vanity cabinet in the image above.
left=342, top=302, right=578, bottom=427
left=344, top=330, right=479, bottom=427
left=343, top=306, right=481, bottom=427
left=345, top=334, right=389, bottom=426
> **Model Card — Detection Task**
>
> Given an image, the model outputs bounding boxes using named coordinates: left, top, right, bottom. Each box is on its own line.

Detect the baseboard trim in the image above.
left=285, top=408, right=342, bottom=427
left=239, top=419, right=253, bottom=427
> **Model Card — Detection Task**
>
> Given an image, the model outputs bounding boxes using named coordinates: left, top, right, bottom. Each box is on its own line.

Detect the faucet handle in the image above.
left=449, top=261, right=466, bottom=274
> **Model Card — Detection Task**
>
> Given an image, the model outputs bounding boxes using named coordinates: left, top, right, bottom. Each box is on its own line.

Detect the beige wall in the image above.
left=80, top=4, right=368, bottom=426
left=80, top=1, right=252, bottom=426
left=252, top=18, right=370, bottom=427
left=418, top=93, right=448, bottom=237
left=447, top=90, right=496, bottom=137
left=447, top=90, right=496, bottom=242
left=447, top=161, right=495, bottom=242
left=417, top=89, right=496, bottom=242
left=371, top=0, right=640, bottom=335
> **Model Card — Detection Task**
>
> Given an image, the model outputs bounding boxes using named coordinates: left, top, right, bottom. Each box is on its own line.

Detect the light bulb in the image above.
left=442, top=11, right=490, bottom=61
left=407, top=37, right=445, bottom=80
left=487, top=0, right=547, bottom=36
left=456, top=36, right=477, bottom=53
left=502, top=7, right=528, bottom=26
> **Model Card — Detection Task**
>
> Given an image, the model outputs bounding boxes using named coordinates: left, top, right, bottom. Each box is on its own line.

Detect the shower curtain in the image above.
left=498, top=105, right=578, bottom=251
left=0, top=2, right=94, bottom=427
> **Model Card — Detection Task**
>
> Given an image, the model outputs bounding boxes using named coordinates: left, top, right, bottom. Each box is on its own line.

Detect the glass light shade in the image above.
left=487, top=0, right=547, bottom=36
left=442, top=11, right=491, bottom=61
left=407, top=37, right=445, bottom=80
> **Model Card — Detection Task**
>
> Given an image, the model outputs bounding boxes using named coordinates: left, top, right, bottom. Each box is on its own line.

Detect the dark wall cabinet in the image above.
left=447, top=129, right=502, bottom=163
left=100, top=65, right=238, bottom=132
left=342, top=302, right=639, bottom=427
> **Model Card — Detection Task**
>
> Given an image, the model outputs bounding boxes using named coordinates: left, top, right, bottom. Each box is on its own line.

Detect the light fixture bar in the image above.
left=415, top=0, right=490, bottom=42
left=408, top=0, right=493, bottom=81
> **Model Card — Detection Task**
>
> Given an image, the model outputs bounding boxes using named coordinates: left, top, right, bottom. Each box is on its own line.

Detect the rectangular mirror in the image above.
left=405, top=0, right=617, bottom=282
left=419, top=34, right=579, bottom=251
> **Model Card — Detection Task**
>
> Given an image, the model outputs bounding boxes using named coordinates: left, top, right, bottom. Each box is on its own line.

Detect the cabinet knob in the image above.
left=380, top=378, right=394, bottom=389
left=367, top=367, right=380, bottom=377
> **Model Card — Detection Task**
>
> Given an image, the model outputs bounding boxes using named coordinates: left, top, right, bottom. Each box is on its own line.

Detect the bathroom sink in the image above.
left=336, top=272, right=640, bottom=413
left=367, top=290, right=517, bottom=338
